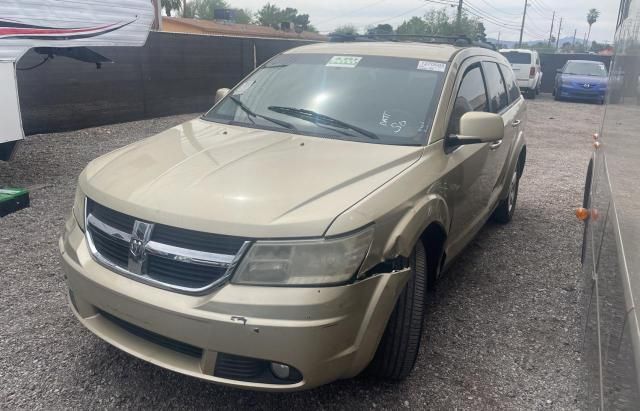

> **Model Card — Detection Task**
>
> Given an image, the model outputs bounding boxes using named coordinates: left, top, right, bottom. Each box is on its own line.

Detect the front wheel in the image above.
left=492, top=166, right=520, bottom=224
left=367, top=240, right=427, bottom=380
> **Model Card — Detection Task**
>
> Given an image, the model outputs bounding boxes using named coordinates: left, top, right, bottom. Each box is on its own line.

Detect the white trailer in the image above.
left=0, top=0, right=155, bottom=160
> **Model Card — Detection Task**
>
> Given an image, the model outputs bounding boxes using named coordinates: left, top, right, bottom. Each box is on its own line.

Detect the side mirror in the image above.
left=556, top=68, right=562, bottom=73
left=214, top=88, right=230, bottom=104
left=448, top=112, right=504, bottom=146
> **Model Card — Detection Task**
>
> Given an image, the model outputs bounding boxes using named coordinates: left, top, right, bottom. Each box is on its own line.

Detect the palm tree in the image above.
left=586, top=8, right=600, bottom=45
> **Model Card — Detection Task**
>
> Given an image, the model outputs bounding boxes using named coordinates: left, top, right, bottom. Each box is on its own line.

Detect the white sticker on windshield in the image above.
left=327, top=56, right=362, bottom=68
left=417, top=61, right=446, bottom=72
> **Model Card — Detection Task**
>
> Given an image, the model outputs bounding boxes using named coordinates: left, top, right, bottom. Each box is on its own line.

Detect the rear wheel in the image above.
left=368, top=240, right=427, bottom=380
left=492, top=165, right=520, bottom=224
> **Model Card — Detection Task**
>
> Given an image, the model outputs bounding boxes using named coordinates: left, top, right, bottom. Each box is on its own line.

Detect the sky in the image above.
left=230, top=0, right=617, bottom=43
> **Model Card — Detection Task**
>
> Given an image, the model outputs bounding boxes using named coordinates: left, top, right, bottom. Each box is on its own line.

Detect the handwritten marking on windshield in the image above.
left=391, top=121, right=407, bottom=134
left=379, top=111, right=391, bottom=127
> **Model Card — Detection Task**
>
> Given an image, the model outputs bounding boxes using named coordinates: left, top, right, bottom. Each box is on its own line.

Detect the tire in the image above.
left=528, top=89, right=537, bottom=99
left=554, top=90, right=561, bottom=101
left=492, top=165, right=520, bottom=224
left=368, top=240, right=427, bottom=380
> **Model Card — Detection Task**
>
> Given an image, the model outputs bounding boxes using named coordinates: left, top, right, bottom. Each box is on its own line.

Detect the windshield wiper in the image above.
left=268, top=106, right=379, bottom=140
left=228, top=96, right=296, bottom=130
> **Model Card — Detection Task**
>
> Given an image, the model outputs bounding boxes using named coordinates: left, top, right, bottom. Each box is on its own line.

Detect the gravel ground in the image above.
left=1, top=95, right=601, bottom=410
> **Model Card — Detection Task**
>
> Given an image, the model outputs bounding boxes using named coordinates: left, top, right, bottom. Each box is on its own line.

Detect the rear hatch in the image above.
left=501, top=51, right=534, bottom=82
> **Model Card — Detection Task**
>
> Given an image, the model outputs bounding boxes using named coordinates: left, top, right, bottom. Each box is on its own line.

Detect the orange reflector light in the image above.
left=593, top=133, right=599, bottom=140
left=576, top=207, right=590, bottom=221
left=594, top=141, right=602, bottom=149
left=591, top=208, right=600, bottom=221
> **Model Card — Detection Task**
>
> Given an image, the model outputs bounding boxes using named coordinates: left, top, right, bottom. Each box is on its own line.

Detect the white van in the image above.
left=500, top=49, right=543, bottom=99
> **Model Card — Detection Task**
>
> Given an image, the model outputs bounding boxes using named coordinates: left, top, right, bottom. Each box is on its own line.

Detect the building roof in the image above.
left=162, top=17, right=327, bottom=41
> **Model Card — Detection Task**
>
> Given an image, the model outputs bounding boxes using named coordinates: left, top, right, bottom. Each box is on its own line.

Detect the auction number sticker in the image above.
left=327, top=56, right=362, bottom=68
left=417, top=60, right=447, bottom=72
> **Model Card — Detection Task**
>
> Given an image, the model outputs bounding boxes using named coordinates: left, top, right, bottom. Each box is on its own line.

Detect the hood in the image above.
left=81, top=119, right=423, bottom=238
left=561, top=73, right=608, bottom=86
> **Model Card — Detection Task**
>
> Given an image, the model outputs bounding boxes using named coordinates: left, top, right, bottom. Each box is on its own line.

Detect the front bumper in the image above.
left=59, top=215, right=410, bottom=391
left=558, top=85, right=606, bottom=101
left=517, top=78, right=536, bottom=90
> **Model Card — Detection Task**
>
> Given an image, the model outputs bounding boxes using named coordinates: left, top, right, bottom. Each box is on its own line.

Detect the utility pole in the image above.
left=572, top=29, right=577, bottom=48
left=548, top=11, right=555, bottom=47
left=518, top=0, right=528, bottom=48
left=555, top=17, right=563, bottom=50
left=457, top=0, right=463, bottom=31
left=497, top=31, right=501, bottom=48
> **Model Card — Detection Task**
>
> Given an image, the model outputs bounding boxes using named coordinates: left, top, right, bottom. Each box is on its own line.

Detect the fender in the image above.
left=382, top=193, right=450, bottom=259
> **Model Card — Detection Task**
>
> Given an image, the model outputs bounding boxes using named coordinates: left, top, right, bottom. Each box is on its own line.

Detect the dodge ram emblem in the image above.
left=128, top=221, right=154, bottom=274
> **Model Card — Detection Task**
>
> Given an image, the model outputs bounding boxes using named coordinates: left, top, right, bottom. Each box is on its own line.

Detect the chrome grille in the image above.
left=85, top=198, right=250, bottom=294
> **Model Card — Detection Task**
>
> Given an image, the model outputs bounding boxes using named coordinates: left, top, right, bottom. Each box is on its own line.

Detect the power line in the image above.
left=314, top=0, right=391, bottom=26
left=365, top=2, right=429, bottom=27
left=530, top=0, right=555, bottom=14
left=462, top=2, right=522, bottom=28
left=471, top=0, right=521, bottom=17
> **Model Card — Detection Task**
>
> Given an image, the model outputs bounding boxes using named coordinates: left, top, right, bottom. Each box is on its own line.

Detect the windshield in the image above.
left=203, top=53, right=446, bottom=145
left=563, top=61, right=608, bottom=77
left=501, top=51, right=532, bottom=65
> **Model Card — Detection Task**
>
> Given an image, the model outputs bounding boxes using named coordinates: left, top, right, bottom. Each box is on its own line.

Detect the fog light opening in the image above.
left=270, top=362, right=290, bottom=379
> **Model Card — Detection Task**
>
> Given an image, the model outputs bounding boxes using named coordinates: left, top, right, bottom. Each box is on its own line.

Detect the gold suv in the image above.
left=60, top=39, right=527, bottom=391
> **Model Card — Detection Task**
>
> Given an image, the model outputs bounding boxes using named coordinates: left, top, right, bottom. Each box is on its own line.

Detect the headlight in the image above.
left=232, top=226, right=374, bottom=286
left=72, top=187, right=86, bottom=231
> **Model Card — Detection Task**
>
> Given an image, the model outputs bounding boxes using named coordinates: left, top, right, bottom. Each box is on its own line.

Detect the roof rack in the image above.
left=329, top=33, right=497, bottom=51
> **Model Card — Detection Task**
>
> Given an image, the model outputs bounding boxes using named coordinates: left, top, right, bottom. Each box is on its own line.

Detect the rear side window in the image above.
left=499, top=64, right=521, bottom=103
left=501, top=51, right=532, bottom=65
left=483, top=62, right=509, bottom=113
left=447, top=65, right=488, bottom=135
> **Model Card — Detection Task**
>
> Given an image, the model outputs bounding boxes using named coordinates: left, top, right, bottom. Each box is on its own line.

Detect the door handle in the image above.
left=511, top=120, right=522, bottom=127
left=490, top=139, right=503, bottom=150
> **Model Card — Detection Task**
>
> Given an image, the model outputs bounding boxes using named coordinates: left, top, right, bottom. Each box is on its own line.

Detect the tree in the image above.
left=256, top=3, right=314, bottom=31
left=233, top=8, right=252, bottom=24
left=397, top=16, right=428, bottom=36
left=192, top=0, right=229, bottom=20
left=586, top=8, right=600, bottom=45
left=257, top=3, right=280, bottom=26
left=367, top=24, right=394, bottom=36
left=294, top=14, right=311, bottom=31
left=161, top=0, right=182, bottom=16
left=333, top=24, right=359, bottom=36
left=395, top=9, right=487, bottom=42
left=476, top=22, right=486, bottom=42
left=182, top=0, right=195, bottom=18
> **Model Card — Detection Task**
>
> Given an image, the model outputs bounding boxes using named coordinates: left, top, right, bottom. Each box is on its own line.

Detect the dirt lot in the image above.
left=0, top=95, right=602, bottom=410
